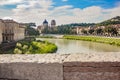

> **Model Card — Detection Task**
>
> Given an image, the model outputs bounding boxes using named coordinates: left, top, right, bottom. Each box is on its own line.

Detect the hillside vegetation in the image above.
left=97, top=16, right=120, bottom=26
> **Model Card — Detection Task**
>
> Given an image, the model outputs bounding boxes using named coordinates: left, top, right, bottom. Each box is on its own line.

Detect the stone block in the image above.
left=0, top=63, right=63, bottom=80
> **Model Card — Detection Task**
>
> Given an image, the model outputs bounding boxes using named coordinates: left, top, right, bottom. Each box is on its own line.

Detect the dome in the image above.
left=43, top=19, right=48, bottom=24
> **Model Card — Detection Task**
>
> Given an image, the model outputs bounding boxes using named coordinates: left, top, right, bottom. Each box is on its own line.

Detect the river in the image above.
left=36, top=38, right=120, bottom=54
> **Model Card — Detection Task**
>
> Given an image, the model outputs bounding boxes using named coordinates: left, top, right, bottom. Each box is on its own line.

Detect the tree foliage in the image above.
left=26, top=26, right=39, bottom=36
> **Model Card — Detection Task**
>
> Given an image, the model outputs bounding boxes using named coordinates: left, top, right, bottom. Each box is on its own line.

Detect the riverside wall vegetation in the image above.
left=0, top=52, right=120, bottom=80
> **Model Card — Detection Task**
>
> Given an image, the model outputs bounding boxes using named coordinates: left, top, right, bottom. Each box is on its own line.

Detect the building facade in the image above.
left=37, top=19, right=57, bottom=34
left=0, top=19, right=4, bottom=43
left=0, top=19, right=25, bottom=44
left=43, top=19, right=48, bottom=28
left=51, top=20, right=56, bottom=27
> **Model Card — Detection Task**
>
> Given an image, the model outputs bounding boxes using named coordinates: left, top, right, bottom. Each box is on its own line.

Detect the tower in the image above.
left=51, top=20, right=56, bottom=27
left=43, top=19, right=48, bottom=28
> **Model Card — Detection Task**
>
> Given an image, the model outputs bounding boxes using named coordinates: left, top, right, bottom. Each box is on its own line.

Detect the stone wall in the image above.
left=0, top=20, right=4, bottom=44
left=0, top=26, right=2, bottom=44
left=0, top=53, right=120, bottom=80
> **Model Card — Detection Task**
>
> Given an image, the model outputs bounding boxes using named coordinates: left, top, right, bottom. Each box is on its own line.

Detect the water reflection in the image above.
left=37, top=38, right=120, bottom=54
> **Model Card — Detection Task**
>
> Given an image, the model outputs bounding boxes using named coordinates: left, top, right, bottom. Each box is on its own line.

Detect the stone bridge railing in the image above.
left=0, top=52, right=120, bottom=80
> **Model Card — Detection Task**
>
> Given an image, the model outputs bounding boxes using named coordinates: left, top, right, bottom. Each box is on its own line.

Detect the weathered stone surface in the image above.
left=0, top=54, right=69, bottom=80
left=0, top=54, right=69, bottom=63
left=0, top=53, right=120, bottom=80
left=63, top=52, right=120, bottom=80
left=0, top=63, right=63, bottom=80
left=64, top=72, right=120, bottom=80
left=64, top=52, right=120, bottom=62
left=63, top=62, right=120, bottom=67
left=64, top=66, right=120, bottom=72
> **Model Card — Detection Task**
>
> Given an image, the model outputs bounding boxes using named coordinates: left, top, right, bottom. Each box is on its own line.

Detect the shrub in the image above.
left=14, top=40, right=57, bottom=54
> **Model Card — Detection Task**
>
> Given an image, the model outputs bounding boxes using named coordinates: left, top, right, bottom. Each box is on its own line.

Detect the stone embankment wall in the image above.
left=0, top=52, right=120, bottom=80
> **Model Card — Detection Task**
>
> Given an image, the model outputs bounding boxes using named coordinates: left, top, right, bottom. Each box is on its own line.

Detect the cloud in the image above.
left=0, top=0, right=23, bottom=5
left=62, top=0, right=68, bottom=2
left=1, top=0, right=120, bottom=25
left=0, top=9, right=13, bottom=18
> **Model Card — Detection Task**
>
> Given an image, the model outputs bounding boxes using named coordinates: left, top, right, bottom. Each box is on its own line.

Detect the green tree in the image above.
left=26, top=26, right=39, bottom=36
left=81, top=29, right=87, bottom=34
left=104, top=27, right=118, bottom=36
left=88, top=29, right=94, bottom=34
left=96, top=28, right=103, bottom=35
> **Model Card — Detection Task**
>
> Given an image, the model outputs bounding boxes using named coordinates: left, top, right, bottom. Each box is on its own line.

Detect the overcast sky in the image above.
left=0, top=0, right=120, bottom=25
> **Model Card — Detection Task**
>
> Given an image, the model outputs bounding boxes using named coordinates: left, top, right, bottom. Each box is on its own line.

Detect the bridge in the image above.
left=0, top=52, right=120, bottom=80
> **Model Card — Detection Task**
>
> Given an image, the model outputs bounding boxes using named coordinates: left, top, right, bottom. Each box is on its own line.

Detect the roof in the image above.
left=43, top=19, right=48, bottom=24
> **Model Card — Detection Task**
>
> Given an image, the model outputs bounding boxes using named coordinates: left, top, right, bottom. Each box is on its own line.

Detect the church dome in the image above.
left=43, top=19, right=48, bottom=24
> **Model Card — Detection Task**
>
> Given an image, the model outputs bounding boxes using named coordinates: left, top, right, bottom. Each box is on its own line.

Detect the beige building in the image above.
left=0, top=19, right=4, bottom=43
left=76, top=26, right=89, bottom=35
left=37, top=25, right=43, bottom=34
left=51, top=20, right=56, bottom=27
left=0, top=19, right=25, bottom=44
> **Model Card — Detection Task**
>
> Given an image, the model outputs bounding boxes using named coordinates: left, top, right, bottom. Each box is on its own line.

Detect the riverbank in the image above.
left=63, top=35, right=120, bottom=46
left=37, top=35, right=56, bottom=38
left=36, top=34, right=64, bottom=39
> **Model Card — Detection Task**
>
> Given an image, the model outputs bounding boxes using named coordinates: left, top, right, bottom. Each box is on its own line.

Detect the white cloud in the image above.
left=62, top=0, right=68, bottom=2
left=1, top=0, right=120, bottom=25
left=0, top=9, right=13, bottom=19
left=0, top=0, right=23, bottom=5
left=2, top=17, right=13, bottom=20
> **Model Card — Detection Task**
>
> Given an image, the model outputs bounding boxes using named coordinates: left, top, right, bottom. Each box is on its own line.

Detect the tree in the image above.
left=26, top=26, right=39, bottom=36
left=96, top=28, right=103, bottom=35
left=104, top=26, right=118, bottom=36
left=81, top=29, right=87, bottom=34
left=88, top=29, right=94, bottom=34
left=111, top=28, right=118, bottom=36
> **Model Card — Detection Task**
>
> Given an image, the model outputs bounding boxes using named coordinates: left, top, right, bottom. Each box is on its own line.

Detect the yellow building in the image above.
left=0, top=19, right=25, bottom=44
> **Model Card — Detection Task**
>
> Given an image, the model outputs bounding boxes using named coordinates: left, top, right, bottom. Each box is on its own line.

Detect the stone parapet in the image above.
left=0, top=52, right=120, bottom=80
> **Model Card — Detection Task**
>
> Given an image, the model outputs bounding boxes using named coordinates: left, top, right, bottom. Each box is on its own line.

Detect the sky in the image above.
left=0, top=0, right=120, bottom=25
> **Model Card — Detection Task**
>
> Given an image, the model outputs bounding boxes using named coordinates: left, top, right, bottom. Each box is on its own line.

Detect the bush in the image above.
left=13, top=40, right=57, bottom=54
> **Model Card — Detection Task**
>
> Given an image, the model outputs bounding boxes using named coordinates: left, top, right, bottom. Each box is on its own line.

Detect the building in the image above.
left=51, top=20, right=56, bottom=27
left=37, top=25, right=43, bottom=34
left=0, top=19, right=4, bottom=43
left=37, top=19, right=57, bottom=34
left=76, top=26, right=89, bottom=35
left=0, top=19, right=25, bottom=44
left=112, top=24, right=120, bottom=35
left=37, top=19, right=49, bottom=34
left=76, top=27, right=82, bottom=34
left=43, top=19, right=48, bottom=28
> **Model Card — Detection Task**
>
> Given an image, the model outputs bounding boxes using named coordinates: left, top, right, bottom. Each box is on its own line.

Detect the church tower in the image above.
left=51, top=20, right=56, bottom=27
left=43, top=19, right=48, bottom=28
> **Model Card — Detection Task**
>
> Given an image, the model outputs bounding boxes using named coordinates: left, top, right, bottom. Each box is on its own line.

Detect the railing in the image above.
left=0, top=53, right=120, bottom=80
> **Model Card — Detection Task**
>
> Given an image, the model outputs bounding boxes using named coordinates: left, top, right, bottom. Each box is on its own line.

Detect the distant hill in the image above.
left=58, top=16, right=120, bottom=27
left=97, top=16, right=120, bottom=26
left=58, top=23, right=95, bottom=27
